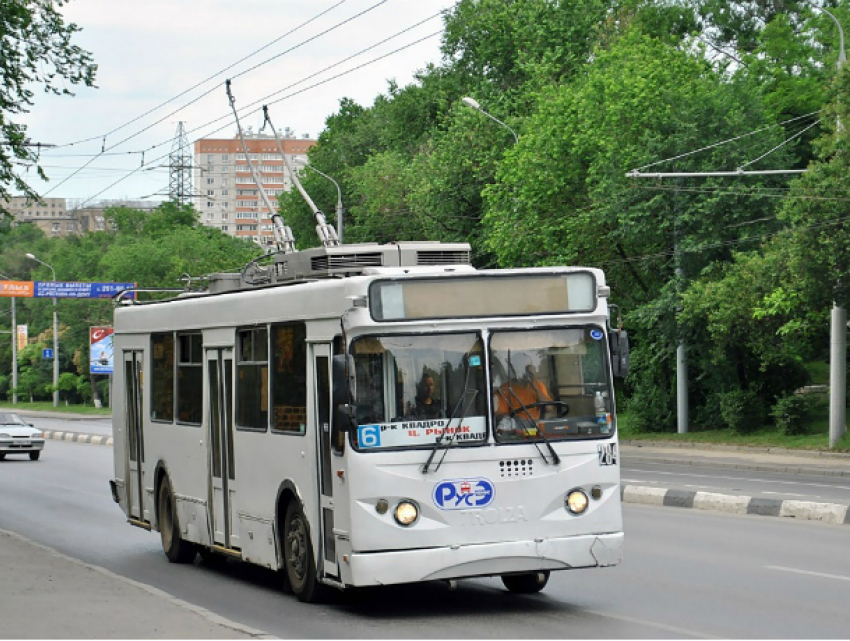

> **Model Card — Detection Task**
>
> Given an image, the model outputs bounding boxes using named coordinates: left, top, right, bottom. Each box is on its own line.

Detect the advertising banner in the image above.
left=90, top=326, right=114, bottom=375
left=35, top=282, right=135, bottom=299
left=0, top=281, right=34, bottom=298
left=0, top=281, right=135, bottom=299
left=16, top=325, right=27, bottom=351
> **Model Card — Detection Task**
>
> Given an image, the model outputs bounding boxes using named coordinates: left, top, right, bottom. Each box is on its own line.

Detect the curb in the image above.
left=621, top=484, right=850, bottom=526
left=43, top=430, right=113, bottom=447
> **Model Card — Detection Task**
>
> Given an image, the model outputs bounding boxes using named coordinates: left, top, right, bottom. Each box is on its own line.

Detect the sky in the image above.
left=17, top=0, right=458, bottom=206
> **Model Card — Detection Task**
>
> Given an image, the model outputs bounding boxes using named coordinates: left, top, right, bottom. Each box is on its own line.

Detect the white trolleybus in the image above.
left=109, top=240, right=629, bottom=602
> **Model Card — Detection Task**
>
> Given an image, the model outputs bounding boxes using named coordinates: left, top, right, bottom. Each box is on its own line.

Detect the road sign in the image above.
left=42, top=348, right=53, bottom=359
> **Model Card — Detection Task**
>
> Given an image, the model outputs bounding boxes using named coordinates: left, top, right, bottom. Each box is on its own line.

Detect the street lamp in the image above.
left=461, top=96, right=520, bottom=144
left=293, top=159, right=345, bottom=243
left=25, top=253, right=59, bottom=408
left=0, top=272, right=18, bottom=405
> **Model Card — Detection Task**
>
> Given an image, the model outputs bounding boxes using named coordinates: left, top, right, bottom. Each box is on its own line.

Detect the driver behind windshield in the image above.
left=493, top=353, right=553, bottom=432
left=407, top=372, right=442, bottom=419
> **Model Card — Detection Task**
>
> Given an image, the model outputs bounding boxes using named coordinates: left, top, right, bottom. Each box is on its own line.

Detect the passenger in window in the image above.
left=493, top=353, right=553, bottom=429
left=408, top=373, right=441, bottom=419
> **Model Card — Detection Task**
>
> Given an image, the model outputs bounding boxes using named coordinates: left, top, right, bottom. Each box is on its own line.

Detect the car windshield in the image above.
left=0, top=413, right=27, bottom=426
left=490, top=327, right=613, bottom=442
left=351, top=333, right=487, bottom=450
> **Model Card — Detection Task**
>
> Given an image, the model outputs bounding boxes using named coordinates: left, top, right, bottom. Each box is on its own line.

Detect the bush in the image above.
left=718, top=389, right=765, bottom=434
left=771, top=393, right=821, bottom=436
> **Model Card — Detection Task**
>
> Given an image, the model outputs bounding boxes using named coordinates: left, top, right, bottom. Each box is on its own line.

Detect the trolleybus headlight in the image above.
left=394, top=500, right=419, bottom=526
left=565, top=489, right=589, bottom=515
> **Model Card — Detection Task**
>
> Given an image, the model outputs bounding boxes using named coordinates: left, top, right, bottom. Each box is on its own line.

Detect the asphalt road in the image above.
left=1, top=438, right=849, bottom=638
left=622, top=460, right=850, bottom=505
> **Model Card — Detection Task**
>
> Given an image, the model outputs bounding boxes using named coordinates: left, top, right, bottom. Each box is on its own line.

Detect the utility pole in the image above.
left=824, top=8, right=847, bottom=449
left=25, top=254, right=59, bottom=408
left=674, top=178, right=688, bottom=433
left=0, top=273, right=18, bottom=405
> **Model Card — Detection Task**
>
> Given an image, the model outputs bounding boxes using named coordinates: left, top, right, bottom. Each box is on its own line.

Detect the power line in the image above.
left=52, top=0, right=352, bottom=150
left=74, top=29, right=444, bottom=208
left=42, top=0, right=393, bottom=197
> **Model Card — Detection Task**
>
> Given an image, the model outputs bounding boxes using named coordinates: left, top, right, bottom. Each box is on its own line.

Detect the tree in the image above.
left=0, top=0, right=97, bottom=212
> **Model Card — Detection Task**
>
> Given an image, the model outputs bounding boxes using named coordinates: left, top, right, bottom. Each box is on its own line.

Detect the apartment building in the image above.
left=1, top=197, right=159, bottom=236
left=193, top=130, right=316, bottom=247
left=1, top=196, right=79, bottom=236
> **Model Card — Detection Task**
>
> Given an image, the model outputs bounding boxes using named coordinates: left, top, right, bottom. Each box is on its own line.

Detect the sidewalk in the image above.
left=0, top=528, right=272, bottom=639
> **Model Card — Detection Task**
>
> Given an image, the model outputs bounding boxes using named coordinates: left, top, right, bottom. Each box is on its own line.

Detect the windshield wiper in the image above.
left=499, top=385, right=561, bottom=466
left=421, top=389, right=478, bottom=474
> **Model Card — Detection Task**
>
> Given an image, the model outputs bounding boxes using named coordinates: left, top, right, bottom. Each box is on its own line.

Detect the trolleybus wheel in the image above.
left=501, top=571, right=550, bottom=594
left=157, top=476, right=197, bottom=564
left=283, top=501, right=324, bottom=603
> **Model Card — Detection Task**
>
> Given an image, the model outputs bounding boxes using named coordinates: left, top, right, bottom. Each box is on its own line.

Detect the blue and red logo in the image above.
left=433, top=477, right=495, bottom=510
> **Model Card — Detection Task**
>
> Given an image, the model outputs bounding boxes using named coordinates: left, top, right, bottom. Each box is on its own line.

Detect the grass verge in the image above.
left=0, top=401, right=111, bottom=417
left=618, top=410, right=850, bottom=452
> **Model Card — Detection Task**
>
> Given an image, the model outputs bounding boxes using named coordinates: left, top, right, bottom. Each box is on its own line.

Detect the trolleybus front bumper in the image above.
left=342, top=531, right=623, bottom=587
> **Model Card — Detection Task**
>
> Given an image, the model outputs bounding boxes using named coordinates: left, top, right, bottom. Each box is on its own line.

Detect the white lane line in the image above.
left=761, top=491, right=811, bottom=497
left=626, top=469, right=850, bottom=491
left=767, top=565, right=850, bottom=582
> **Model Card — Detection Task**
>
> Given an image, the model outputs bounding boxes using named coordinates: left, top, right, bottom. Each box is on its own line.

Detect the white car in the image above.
left=0, top=413, right=45, bottom=461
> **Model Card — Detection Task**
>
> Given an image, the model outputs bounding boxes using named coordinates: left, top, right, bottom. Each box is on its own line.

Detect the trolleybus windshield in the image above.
left=350, top=327, right=614, bottom=451
left=490, top=327, right=613, bottom=442
left=351, top=333, right=487, bottom=450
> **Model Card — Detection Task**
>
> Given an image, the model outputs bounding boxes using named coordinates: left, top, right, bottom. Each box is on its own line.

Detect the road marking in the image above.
left=761, top=491, right=810, bottom=497
left=627, top=469, right=850, bottom=491
left=767, top=565, right=850, bottom=582
left=580, top=607, right=721, bottom=639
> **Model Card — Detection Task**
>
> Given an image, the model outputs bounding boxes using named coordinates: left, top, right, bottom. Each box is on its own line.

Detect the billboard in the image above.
left=90, top=326, right=114, bottom=375
left=0, top=281, right=135, bottom=299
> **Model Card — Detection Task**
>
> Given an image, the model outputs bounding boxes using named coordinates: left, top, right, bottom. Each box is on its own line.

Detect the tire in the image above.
left=283, top=501, right=326, bottom=603
left=29, top=451, right=40, bottom=461
left=0, top=453, right=5, bottom=460
left=501, top=571, right=550, bottom=594
left=157, top=475, right=197, bottom=564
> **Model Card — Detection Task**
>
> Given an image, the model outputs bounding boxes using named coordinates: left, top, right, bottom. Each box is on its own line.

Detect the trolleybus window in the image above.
left=490, top=327, right=613, bottom=442
left=271, top=322, right=307, bottom=434
left=237, top=327, right=268, bottom=431
left=177, top=333, right=203, bottom=425
left=151, top=332, right=174, bottom=422
left=351, top=333, right=487, bottom=450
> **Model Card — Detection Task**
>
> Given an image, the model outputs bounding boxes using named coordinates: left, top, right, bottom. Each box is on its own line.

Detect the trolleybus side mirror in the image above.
left=609, top=330, right=630, bottom=378
left=332, top=354, right=356, bottom=433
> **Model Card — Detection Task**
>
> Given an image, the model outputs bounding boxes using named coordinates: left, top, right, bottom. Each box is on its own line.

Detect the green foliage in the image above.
left=771, top=392, right=823, bottom=436
left=718, top=388, right=766, bottom=434
left=0, top=200, right=262, bottom=402
left=0, top=0, right=97, bottom=208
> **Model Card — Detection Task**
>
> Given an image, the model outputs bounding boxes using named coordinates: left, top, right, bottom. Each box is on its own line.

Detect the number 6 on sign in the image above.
left=358, top=425, right=381, bottom=448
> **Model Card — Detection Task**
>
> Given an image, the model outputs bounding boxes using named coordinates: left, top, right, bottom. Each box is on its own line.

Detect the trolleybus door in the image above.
left=207, top=348, right=236, bottom=550
left=123, top=350, right=146, bottom=523
left=313, top=344, right=339, bottom=578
